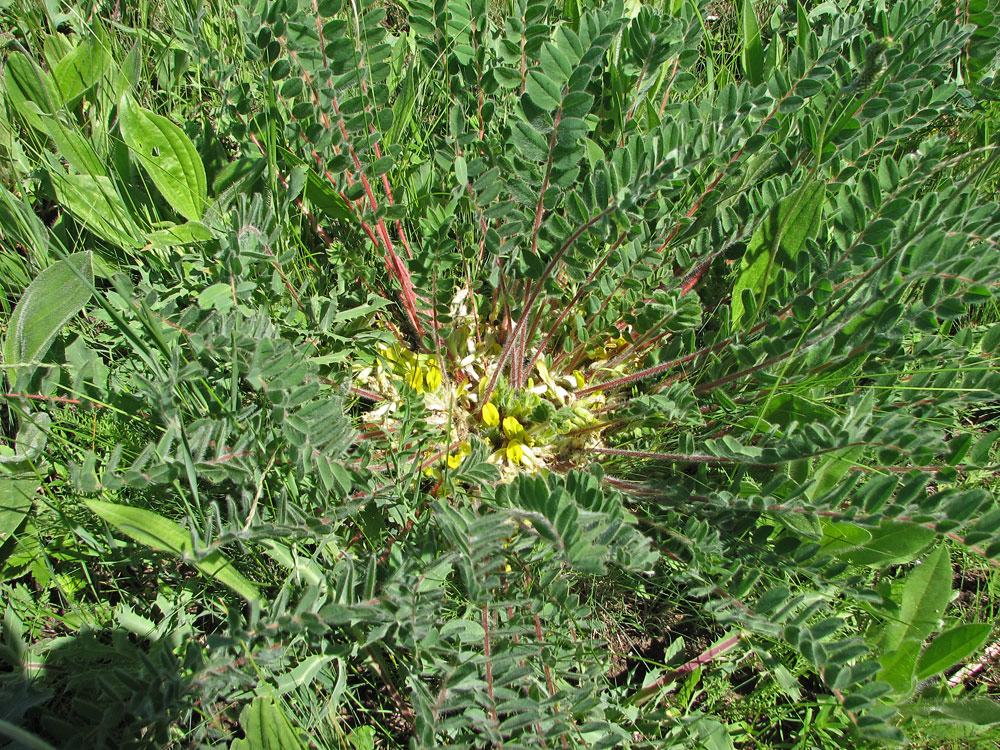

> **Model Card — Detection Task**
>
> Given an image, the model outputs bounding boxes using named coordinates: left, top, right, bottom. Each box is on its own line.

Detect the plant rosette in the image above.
left=352, top=296, right=615, bottom=482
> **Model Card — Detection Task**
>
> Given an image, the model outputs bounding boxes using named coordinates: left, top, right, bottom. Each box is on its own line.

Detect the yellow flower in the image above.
left=502, top=416, right=526, bottom=442
left=482, top=402, right=500, bottom=426
left=425, top=366, right=442, bottom=392
left=446, top=442, right=471, bottom=470
left=406, top=365, right=424, bottom=393
left=572, top=370, right=585, bottom=389
left=505, top=440, right=524, bottom=464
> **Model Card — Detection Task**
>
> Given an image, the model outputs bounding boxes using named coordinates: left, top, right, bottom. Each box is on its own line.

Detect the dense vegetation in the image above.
left=2, top=0, right=1000, bottom=747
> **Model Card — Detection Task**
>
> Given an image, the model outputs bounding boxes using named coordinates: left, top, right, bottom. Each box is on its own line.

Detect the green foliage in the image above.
left=0, top=0, right=999, bottom=747
left=84, top=499, right=262, bottom=603
left=2, top=252, right=92, bottom=387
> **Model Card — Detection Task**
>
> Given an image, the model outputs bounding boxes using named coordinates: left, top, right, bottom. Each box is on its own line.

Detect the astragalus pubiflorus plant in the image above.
left=2, top=0, right=1000, bottom=746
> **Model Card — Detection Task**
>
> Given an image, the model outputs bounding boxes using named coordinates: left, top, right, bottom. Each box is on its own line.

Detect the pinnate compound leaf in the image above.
left=119, top=95, right=208, bottom=221
left=512, top=119, right=550, bottom=162
left=916, top=623, right=992, bottom=681
left=85, top=499, right=261, bottom=603
left=232, top=697, right=308, bottom=750
left=3, top=252, right=93, bottom=387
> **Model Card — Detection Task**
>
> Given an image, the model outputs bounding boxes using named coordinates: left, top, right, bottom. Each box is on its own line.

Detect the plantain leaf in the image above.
left=146, top=221, right=213, bottom=250
left=807, top=445, right=864, bottom=501
left=53, top=174, right=143, bottom=248
left=273, top=654, right=335, bottom=696
left=837, top=520, right=936, bottom=566
left=3, top=52, right=59, bottom=132
left=119, top=95, right=208, bottom=221
left=85, top=499, right=261, bottom=603
left=900, top=698, right=1000, bottom=726
left=732, top=180, right=825, bottom=325
left=883, top=545, right=951, bottom=652
left=3, top=252, right=93, bottom=387
left=0, top=414, right=51, bottom=469
left=0, top=478, right=38, bottom=543
left=878, top=638, right=921, bottom=696
left=741, top=0, right=764, bottom=85
left=304, top=167, right=355, bottom=222
left=916, top=623, right=992, bottom=681
left=232, top=697, right=308, bottom=750
left=53, top=34, right=111, bottom=104
left=42, top=116, right=106, bottom=176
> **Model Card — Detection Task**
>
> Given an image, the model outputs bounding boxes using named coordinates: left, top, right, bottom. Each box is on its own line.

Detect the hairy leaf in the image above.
left=3, top=252, right=93, bottom=387
left=85, top=499, right=261, bottom=603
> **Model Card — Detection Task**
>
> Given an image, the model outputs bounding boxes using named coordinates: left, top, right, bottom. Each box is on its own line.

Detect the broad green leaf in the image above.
left=878, top=638, right=921, bottom=695
left=731, top=180, right=825, bottom=325
left=0, top=719, right=60, bottom=750
left=775, top=510, right=822, bottom=540
left=3, top=252, right=93, bottom=387
left=232, top=697, right=308, bottom=750
left=388, top=65, right=418, bottom=143
left=85, top=499, right=261, bottom=603
left=818, top=521, right=872, bottom=555
left=3, top=52, right=59, bottom=132
left=0, top=414, right=51, bottom=470
left=53, top=34, right=111, bottom=104
left=883, top=545, right=951, bottom=652
left=741, top=0, right=764, bottom=85
left=691, top=718, right=736, bottom=750
left=838, top=520, right=936, bottom=566
left=116, top=604, right=158, bottom=640
left=807, top=445, right=864, bottom=501
left=198, top=283, right=235, bottom=313
left=796, top=1, right=810, bottom=49
left=916, top=623, right=992, bottom=681
left=900, top=698, right=1000, bottom=726
left=762, top=393, right=837, bottom=428
left=0, top=479, right=37, bottom=543
left=347, top=726, right=375, bottom=750
left=778, top=181, right=829, bottom=257
left=273, top=654, right=335, bottom=696
left=146, top=221, right=213, bottom=250
left=54, top=174, right=142, bottom=248
left=0, top=186, right=51, bottom=267
left=119, top=95, right=207, bottom=221
left=258, top=539, right=325, bottom=587
left=304, top=168, right=355, bottom=222
left=42, top=116, right=106, bottom=176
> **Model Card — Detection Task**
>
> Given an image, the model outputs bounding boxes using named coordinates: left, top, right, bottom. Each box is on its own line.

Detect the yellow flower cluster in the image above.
left=381, top=345, right=442, bottom=395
